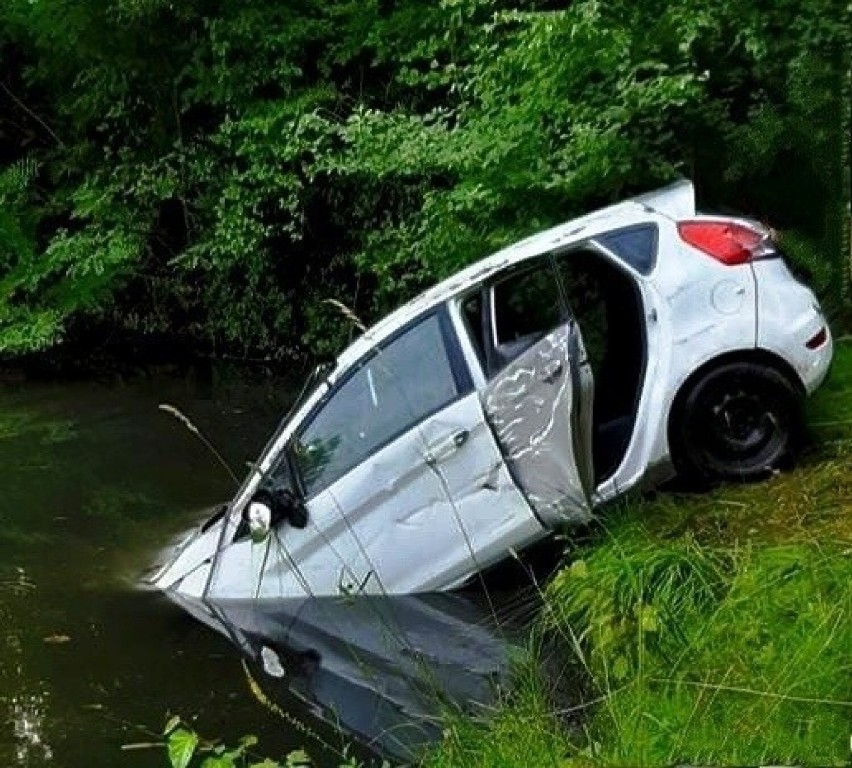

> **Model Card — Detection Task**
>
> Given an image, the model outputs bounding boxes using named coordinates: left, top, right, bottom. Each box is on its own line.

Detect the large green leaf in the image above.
left=167, top=728, right=199, bottom=768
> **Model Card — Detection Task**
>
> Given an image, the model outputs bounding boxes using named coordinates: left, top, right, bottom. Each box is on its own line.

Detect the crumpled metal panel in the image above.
left=203, top=391, right=544, bottom=599
left=483, top=323, right=593, bottom=526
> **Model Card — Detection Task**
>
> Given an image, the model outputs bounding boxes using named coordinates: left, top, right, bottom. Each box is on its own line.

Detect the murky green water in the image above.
left=0, top=369, right=338, bottom=766
left=0, top=368, right=524, bottom=767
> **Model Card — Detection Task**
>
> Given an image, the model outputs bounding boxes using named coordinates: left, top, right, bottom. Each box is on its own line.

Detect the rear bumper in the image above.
left=800, top=326, right=833, bottom=395
left=752, top=259, right=833, bottom=395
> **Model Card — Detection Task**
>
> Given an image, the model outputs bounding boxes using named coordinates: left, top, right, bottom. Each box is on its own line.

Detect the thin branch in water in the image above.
left=158, top=403, right=239, bottom=484
left=120, top=742, right=164, bottom=751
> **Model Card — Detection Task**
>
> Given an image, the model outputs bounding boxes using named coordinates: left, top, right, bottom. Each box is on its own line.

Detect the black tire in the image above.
left=671, top=361, right=804, bottom=483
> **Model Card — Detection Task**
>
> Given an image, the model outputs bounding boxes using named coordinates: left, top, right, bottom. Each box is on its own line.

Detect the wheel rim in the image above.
left=692, top=381, right=788, bottom=471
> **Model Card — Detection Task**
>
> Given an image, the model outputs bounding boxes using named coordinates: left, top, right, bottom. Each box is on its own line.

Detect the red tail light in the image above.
left=677, top=220, right=766, bottom=265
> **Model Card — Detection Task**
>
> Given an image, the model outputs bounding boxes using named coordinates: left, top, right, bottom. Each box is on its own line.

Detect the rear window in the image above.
left=595, top=224, right=658, bottom=275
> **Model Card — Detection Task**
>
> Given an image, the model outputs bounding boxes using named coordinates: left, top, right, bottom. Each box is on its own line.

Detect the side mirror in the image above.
left=243, top=486, right=308, bottom=543
left=246, top=500, right=273, bottom=543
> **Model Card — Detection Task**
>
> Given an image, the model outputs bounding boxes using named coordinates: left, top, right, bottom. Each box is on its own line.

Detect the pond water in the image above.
left=0, top=367, right=527, bottom=767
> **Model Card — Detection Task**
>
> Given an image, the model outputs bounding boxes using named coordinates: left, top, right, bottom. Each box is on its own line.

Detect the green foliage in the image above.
left=162, top=717, right=363, bottom=768
left=545, top=532, right=733, bottom=682
left=0, top=0, right=847, bottom=360
left=0, top=159, right=38, bottom=267
left=0, top=160, right=62, bottom=353
left=778, top=230, right=839, bottom=319
left=549, top=540, right=852, bottom=766
left=167, top=725, right=199, bottom=768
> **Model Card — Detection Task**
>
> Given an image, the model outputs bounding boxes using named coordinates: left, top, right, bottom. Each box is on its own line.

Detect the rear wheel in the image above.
left=672, top=362, right=803, bottom=482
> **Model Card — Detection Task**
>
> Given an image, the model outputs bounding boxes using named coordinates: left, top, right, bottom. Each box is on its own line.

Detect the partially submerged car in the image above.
left=151, top=180, right=832, bottom=599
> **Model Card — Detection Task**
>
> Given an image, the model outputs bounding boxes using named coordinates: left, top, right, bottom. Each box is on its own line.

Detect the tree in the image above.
left=0, top=0, right=848, bottom=362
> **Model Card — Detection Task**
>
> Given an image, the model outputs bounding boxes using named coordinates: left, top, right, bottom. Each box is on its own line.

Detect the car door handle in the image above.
left=424, top=429, right=470, bottom=466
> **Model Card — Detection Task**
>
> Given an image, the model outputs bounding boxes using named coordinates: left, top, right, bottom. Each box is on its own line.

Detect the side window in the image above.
left=594, top=224, right=658, bottom=275
left=294, top=313, right=462, bottom=498
left=491, top=261, right=563, bottom=366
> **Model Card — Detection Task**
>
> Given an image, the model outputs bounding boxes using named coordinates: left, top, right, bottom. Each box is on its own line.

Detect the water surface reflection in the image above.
left=172, top=593, right=520, bottom=760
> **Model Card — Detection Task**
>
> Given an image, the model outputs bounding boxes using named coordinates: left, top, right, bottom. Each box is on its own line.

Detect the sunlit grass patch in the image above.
left=547, top=533, right=851, bottom=766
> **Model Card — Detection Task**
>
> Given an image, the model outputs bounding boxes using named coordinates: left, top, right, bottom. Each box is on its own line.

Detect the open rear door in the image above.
left=482, top=321, right=595, bottom=527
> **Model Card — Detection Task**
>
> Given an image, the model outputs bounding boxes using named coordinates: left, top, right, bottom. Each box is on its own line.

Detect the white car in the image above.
left=151, top=180, right=832, bottom=599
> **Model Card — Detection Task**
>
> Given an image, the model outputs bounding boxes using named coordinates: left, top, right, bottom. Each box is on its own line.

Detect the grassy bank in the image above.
left=427, top=339, right=852, bottom=768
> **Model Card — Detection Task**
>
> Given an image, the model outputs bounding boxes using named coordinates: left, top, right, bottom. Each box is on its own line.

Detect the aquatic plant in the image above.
left=162, top=716, right=368, bottom=768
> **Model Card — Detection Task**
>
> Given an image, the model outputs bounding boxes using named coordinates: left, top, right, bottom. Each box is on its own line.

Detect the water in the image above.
left=0, top=368, right=340, bottom=766
left=0, top=368, right=524, bottom=767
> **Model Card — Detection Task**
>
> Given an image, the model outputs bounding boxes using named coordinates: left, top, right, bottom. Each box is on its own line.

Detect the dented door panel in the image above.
left=483, top=323, right=594, bottom=526
left=336, top=392, right=543, bottom=594
left=206, top=391, right=542, bottom=598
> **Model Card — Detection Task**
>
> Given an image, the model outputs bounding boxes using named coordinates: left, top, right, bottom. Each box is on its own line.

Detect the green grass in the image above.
left=423, top=655, right=574, bottom=768
left=425, top=340, right=852, bottom=767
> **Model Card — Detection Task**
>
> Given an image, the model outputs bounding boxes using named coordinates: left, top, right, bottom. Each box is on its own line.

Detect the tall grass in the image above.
left=423, top=650, right=573, bottom=768
left=425, top=341, right=852, bottom=767
left=545, top=524, right=851, bottom=766
left=424, top=531, right=851, bottom=767
left=545, top=528, right=733, bottom=681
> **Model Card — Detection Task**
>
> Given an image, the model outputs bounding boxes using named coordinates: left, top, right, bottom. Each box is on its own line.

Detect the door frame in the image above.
left=451, top=240, right=656, bottom=497
left=450, top=252, right=596, bottom=523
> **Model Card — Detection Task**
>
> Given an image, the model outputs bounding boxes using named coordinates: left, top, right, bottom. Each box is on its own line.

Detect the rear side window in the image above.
left=595, top=224, right=658, bottom=275
left=487, top=261, right=565, bottom=372
left=493, top=264, right=562, bottom=346
left=295, top=313, right=462, bottom=497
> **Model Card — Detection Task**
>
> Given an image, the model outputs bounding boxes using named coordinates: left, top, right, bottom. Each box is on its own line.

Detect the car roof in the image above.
left=333, top=181, right=694, bottom=375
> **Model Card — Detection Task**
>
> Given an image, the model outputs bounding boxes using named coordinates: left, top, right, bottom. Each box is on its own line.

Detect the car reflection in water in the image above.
left=169, top=590, right=522, bottom=759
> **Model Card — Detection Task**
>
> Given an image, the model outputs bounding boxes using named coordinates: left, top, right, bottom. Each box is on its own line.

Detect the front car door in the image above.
left=206, top=307, right=545, bottom=598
